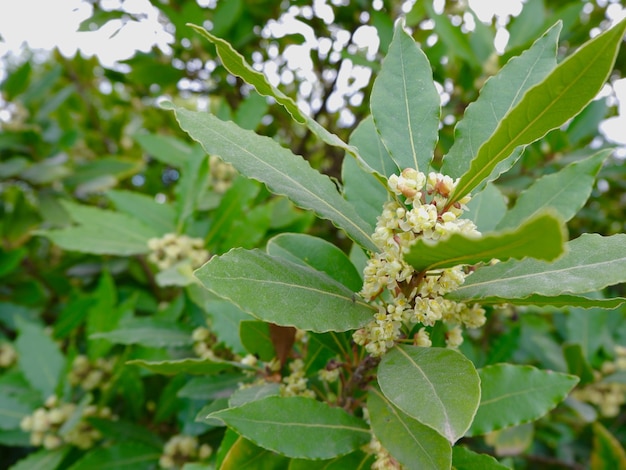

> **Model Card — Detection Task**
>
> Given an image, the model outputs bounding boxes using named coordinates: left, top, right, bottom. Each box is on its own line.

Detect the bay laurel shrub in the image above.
left=163, top=17, right=626, bottom=469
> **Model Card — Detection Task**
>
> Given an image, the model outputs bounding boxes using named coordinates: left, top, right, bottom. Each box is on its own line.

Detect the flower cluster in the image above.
left=572, top=346, right=626, bottom=417
left=353, top=169, right=486, bottom=356
left=209, top=155, right=238, bottom=193
left=147, top=233, right=209, bottom=271
left=159, top=434, right=212, bottom=469
left=365, top=436, right=401, bottom=470
left=191, top=325, right=235, bottom=361
left=0, top=342, right=17, bottom=368
left=20, top=395, right=113, bottom=449
left=67, top=355, right=115, bottom=391
left=280, top=358, right=315, bottom=398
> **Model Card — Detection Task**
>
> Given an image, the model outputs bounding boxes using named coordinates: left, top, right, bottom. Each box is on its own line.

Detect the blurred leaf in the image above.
left=0, top=60, right=31, bottom=99
left=368, top=387, right=452, bottom=470
left=378, top=345, right=480, bottom=443
left=127, top=358, right=238, bottom=375
left=567, top=98, right=609, bottom=145
left=91, top=320, right=192, bottom=348
left=66, top=442, right=160, bottom=470
left=0, top=394, right=32, bottom=430
left=563, top=343, right=595, bottom=385
left=452, top=446, right=509, bottom=469
left=195, top=248, right=375, bottom=332
left=465, top=183, right=507, bottom=233
left=240, top=320, right=275, bottom=361
left=234, top=91, right=269, bottom=131
left=207, top=300, right=251, bottom=353
left=107, top=189, right=176, bottom=234
left=8, top=447, right=70, bottom=470
left=207, top=396, right=370, bottom=459
left=591, top=423, right=626, bottom=470
left=177, top=374, right=245, bottom=400
left=565, top=308, right=609, bottom=362
left=485, top=423, right=534, bottom=457
left=220, top=435, right=289, bottom=470
left=87, top=417, right=163, bottom=449
left=476, top=294, right=626, bottom=310
left=134, top=133, right=203, bottom=168
left=370, top=20, right=440, bottom=173
left=467, top=364, right=578, bottom=436
left=506, top=0, right=546, bottom=51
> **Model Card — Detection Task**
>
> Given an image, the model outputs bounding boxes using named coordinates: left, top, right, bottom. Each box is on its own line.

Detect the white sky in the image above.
left=0, top=0, right=625, bottom=148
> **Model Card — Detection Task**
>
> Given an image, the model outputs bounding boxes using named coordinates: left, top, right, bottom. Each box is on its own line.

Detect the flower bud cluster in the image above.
left=280, top=358, right=315, bottom=398
left=354, top=169, right=486, bottom=356
left=365, top=435, right=400, bottom=469
left=20, top=395, right=113, bottom=449
left=0, top=342, right=17, bottom=368
left=572, top=346, right=626, bottom=417
left=191, top=325, right=235, bottom=361
left=67, top=355, right=115, bottom=391
left=159, top=434, right=212, bottom=469
left=147, top=233, right=209, bottom=271
left=209, top=155, right=238, bottom=194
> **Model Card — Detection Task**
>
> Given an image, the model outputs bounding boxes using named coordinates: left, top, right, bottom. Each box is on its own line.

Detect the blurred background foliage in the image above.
left=1, top=0, right=626, bottom=468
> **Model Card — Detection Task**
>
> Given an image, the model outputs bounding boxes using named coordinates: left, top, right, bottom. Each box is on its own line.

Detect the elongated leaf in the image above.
left=127, top=358, right=238, bottom=376
left=452, top=446, right=509, bottom=470
left=465, top=183, right=507, bottom=233
left=442, top=22, right=561, bottom=178
left=169, top=106, right=376, bottom=251
left=566, top=308, right=609, bottom=361
left=448, top=234, right=626, bottom=301
left=591, top=423, right=626, bottom=470
left=208, top=396, right=370, bottom=459
left=377, top=345, right=480, bottom=443
left=0, top=394, right=32, bottom=430
left=9, top=447, right=70, bottom=470
left=467, top=364, right=578, bottom=436
left=133, top=132, right=202, bottom=168
left=90, top=321, right=192, bottom=348
left=289, top=451, right=373, bottom=469
left=267, top=233, right=363, bottom=292
left=220, top=435, right=290, bottom=470
left=38, top=200, right=158, bottom=256
left=240, top=320, right=275, bottom=361
left=449, top=19, right=626, bottom=204
left=368, top=387, right=452, bottom=470
left=474, top=294, right=626, bottom=310
left=14, top=319, right=64, bottom=400
left=187, top=24, right=381, bottom=179
left=405, top=211, right=565, bottom=272
left=195, top=248, right=375, bottom=332
left=497, top=150, right=610, bottom=229
left=66, top=442, right=160, bottom=470
left=370, top=20, right=440, bottom=172
left=107, top=189, right=176, bottom=234
left=228, top=383, right=281, bottom=408
left=178, top=374, right=243, bottom=400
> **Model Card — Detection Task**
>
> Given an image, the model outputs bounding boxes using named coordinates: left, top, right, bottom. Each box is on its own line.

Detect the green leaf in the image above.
left=591, top=422, right=626, bottom=470
left=267, top=233, right=363, bottom=292
left=178, top=374, right=243, bottom=400
left=176, top=151, right=208, bottom=232
left=14, top=319, right=64, bottom=400
left=66, top=442, right=160, bottom=470
left=449, top=19, right=626, bottom=204
left=289, top=451, right=373, bottom=469
left=228, top=383, right=281, bottom=408
left=452, top=446, right=509, bottom=470
left=405, top=211, right=565, bottom=272
left=368, top=387, right=452, bottom=470
left=208, top=396, right=370, bottom=459
left=370, top=20, right=440, bottom=173
left=38, top=200, right=159, bottom=256
left=107, top=189, right=176, bottom=234
left=565, top=308, right=609, bottom=361
left=87, top=418, right=163, bottom=450
left=170, top=106, right=376, bottom=251
left=90, top=320, right=192, bottom=348
left=194, top=248, right=375, bottom=333
left=484, top=423, right=534, bottom=456
left=86, top=272, right=125, bottom=360
left=377, top=345, right=480, bottom=443
left=475, top=294, right=626, bottom=310
left=239, top=320, right=275, bottom=361
left=0, top=394, right=32, bottom=430
left=496, top=150, right=610, bottom=229
left=127, top=358, right=238, bottom=376
left=442, top=22, right=560, bottom=178
left=563, top=343, right=595, bottom=385
left=133, top=133, right=202, bottom=168
left=206, top=300, right=250, bottom=353
left=220, top=435, right=290, bottom=470
left=8, top=447, right=70, bottom=470
left=467, top=364, right=578, bottom=436
left=465, top=183, right=507, bottom=233
left=186, top=24, right=381, bottom=179
left=448, top=234, right=626, bottom=301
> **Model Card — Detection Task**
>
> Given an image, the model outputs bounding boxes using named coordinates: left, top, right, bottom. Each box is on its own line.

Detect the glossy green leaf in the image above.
left=239, top=320, right=275, bottom=361
left=228, top=383, right=281, bottom=408
left=449, top=233, right=626, bottom=301
left=370, top=20, right=439, bottom=173
left=220, top=435, right=290, bottom=470
left=405, top=211, right=565, bottom=272
left=591, top=422, right=626, bottom=470
left=66, top=442, right=160, bottom=470
left=208, top=396, right=370, bottom=459
left=187, top=24, right=381, bottom=179
left=368, top=387, right=452, bottom=470
left=465, top=183, right=507, bottom=233
left=127, top=358, right=238, bottom=376
left=8, top=447, right=70, bottom=470
left=170, top=106, right=376, bottom=251
left=14, top=319, right=64, bottom=400
left=106, top=189, right=176, bottom=234
left=289, top=451, right=373, bottom=469
left=38, top=200, right=159, bottom=256
left=0, top=394, right=32, bottom=430
left=497, top=150, right=610, bottom=229
left=452, top=446, right=509, bottom=470
left=195, top=248, right=375, bottom=332
left=468, top=364, right=578, bottom=436
left=442, top=22, right=560, bottom=178
left=474, top=294, right=626, bottom=310
left=342, top=116, right=394, bottom=228
left=449, top=19, right=626, bottom=204
left=267, top=233, right=363, bottom=292
left=377, top=345, right=480, bottom=443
